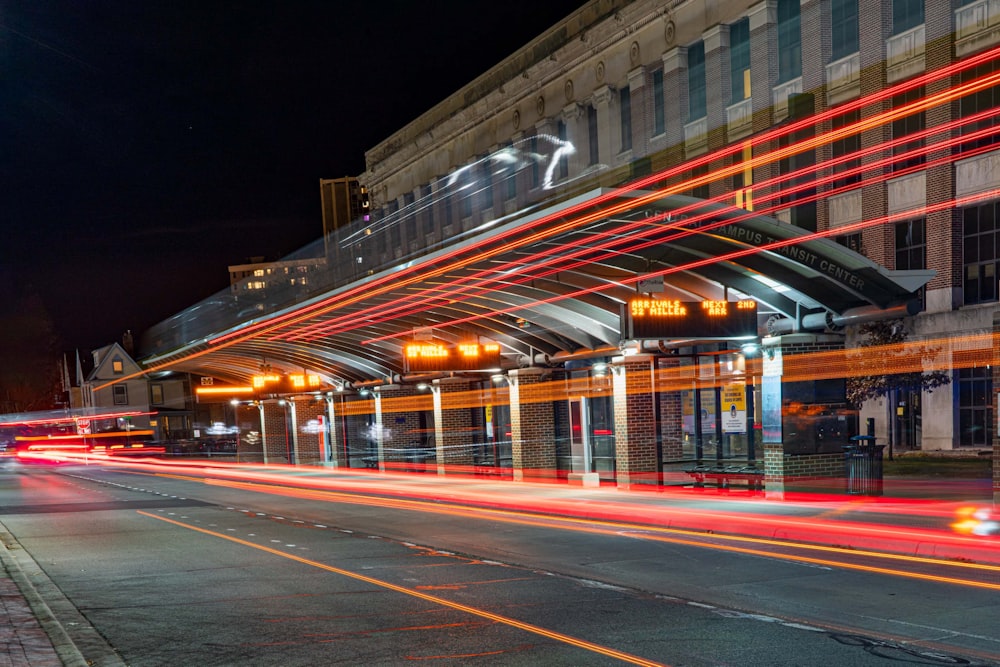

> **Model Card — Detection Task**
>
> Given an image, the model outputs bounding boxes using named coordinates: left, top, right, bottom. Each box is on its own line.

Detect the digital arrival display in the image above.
left=403, top=341, right=503, bottom=373
left=624, top=299, right=759, bottom=339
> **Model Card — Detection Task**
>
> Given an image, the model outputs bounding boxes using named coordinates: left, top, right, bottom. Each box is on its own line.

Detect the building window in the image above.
left=619, top=86, right=632, bottom=152
left=891, top=87, right=925, bottom=172
left=831, top=107, right=861, bottom=187
left=652, top=69, right=665, bottom=136
left=777, top=0, right=802, bottom=83
left=830, top=0, right=859, bottom=61
left=963, top=201, right=1000, bottom=305
left=729, top=19, right=750, bottom=101
left=959, top=59, right=1000, bottom=154
left=959, top=365, right=993, bottom=447
left=113, top=385, right=128, bottom=405
left=150, top=384, right=164, bottom=405
left=112, top=359, right=124, bottom=374
left=892, top=0, right=924, bottom=34
left=895, top=217, right=926, bottom=307
left=587, top=105, right=599, bottom=166
left=836, top=232, right=862, bottom=253
left=687, top=41, right=706, bottom=120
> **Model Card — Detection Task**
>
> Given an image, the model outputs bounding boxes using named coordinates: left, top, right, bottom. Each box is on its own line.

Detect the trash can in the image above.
left=843, top=435, right=884, bottom=496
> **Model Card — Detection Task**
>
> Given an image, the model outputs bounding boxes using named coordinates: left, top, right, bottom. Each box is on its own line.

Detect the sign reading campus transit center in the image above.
left=625, top=298, right=758, bottom=339
left=403, top=341, right=503, bottom=373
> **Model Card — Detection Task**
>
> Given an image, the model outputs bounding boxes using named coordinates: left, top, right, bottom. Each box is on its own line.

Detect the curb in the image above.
left=0, top=521, right=124, bottom=667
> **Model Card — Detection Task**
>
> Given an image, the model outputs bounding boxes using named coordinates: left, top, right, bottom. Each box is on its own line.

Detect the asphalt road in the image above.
left=0, top=460, right=998, bottom=666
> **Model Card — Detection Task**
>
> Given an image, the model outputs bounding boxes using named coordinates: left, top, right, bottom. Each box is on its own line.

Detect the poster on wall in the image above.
left=681, top=390, right=694, bottom=434
left=761, top=348, right=783, bottom=444
left=721, top=381, right=747, bottom=434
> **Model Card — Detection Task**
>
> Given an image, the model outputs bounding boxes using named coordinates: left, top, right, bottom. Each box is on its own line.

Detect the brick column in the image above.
left=292, top=396, right=325, bottom=465
left=509, top=367, right=556, bottom=482
left=612, top=355, right=659, bottom=490
left=657, top=356, right=683, bottom=462
left=703, top=24, right=731, bottom=165
left=261, top=401, right=291, bottom=464
left=378, top=385, right=430, bottom=472
left=433, top=378, right=474, bottom=475
left=858, top=0, right=892, bottom=268
left=662, top=48, right=687, bottom=166
left=748, top=1, right=779, bottom=199
left=235, top=402, right=265, bottom=464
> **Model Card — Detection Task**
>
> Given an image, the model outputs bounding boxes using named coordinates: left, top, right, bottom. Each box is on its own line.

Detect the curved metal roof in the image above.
left=135, top=190, right=931, bottom=389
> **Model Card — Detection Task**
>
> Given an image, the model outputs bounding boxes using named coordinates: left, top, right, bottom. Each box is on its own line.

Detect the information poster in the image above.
left=721, top=381, right=747, bottom=434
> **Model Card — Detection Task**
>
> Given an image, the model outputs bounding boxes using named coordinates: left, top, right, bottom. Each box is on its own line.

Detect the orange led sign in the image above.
left=625, top=299, right=758, bottom=339
left=403, top=341, right=502, bottom=373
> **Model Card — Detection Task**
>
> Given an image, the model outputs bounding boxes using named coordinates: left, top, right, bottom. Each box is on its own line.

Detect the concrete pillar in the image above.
left=626, top=66, right=646, bottom=158
left=561, top=102, right=589, bottom=178
left=509, top=367, right=556, bottom=481
left=433, top=378, right=474, bottom=474
left=612, top=355, right=660, bottom=489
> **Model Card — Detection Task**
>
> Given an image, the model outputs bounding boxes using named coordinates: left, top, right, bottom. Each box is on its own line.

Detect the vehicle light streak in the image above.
left=341, top=119, right=1000, bottom=345
left=283, top=100, right=1000, bottom=343
left=130, top=474, right=1000, bottom=591
left=137, top=510, right=669, bottom=667
left=95, top=459, right=1000, bottom=567
left=100, top=49, right=1000, bottom=387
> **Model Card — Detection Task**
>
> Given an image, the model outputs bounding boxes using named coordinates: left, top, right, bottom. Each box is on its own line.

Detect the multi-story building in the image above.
left=353, top=0, right=1000, bottom=455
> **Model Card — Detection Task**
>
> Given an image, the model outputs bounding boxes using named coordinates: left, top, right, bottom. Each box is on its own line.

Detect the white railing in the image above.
left=726, top=98, right=753, bottom=139
left=772, top=77, right=802, bottom=122
left=684, top=115, right=708, bottom=155
left=826, top=52, right=860, bottom=105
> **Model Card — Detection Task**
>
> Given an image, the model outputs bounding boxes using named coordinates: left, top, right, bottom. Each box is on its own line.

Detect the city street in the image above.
left=0, top=460, right=998, bottom=666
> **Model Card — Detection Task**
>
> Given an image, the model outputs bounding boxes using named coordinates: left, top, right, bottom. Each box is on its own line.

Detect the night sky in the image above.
left=2, top=1, right=583, bottom=351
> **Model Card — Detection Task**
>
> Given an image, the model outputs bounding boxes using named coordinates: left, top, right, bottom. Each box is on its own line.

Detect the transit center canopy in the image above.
left=136, top=190, right=932, bottom=389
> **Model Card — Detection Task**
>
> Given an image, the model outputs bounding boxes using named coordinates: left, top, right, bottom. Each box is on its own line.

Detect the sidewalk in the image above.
left=0, top=532, right=80, bottom=667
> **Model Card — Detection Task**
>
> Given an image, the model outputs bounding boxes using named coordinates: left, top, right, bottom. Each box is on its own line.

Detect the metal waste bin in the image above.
left=843, top=434, right=884, bottom=496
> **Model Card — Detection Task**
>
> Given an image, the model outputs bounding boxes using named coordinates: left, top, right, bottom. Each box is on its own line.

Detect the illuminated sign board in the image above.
left=403, top=341, right=503, bottom=373
left=624, top=299, right=758, bottom=339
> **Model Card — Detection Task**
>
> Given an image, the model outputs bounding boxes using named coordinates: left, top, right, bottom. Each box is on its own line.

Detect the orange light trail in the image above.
left=131, top=474, right=1000, bottom=591
left=97, top=47, right=1000, bottom=387
left=137, top=510, right=669, bottom=667
left=282, top=81, right=1000, bottom=344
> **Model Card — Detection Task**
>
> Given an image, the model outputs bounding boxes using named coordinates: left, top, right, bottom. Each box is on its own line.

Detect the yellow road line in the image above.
left=137, top=510, right=667, bottom=667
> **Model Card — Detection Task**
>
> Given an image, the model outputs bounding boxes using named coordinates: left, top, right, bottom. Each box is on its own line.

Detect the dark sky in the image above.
left=1, top=0, right=583, bottom=351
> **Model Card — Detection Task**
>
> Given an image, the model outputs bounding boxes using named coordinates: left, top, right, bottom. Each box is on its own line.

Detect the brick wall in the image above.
left=435, top=378, right=475, bottom=473
left=509, top=368, right=556, bottom=481
left=235, top=403, right=264, bottom=463
left=261, top=401, right=291, bottom=464
left=613, top=355, right=659, bottom=488
left=292, top=397, right=325, bottom=465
